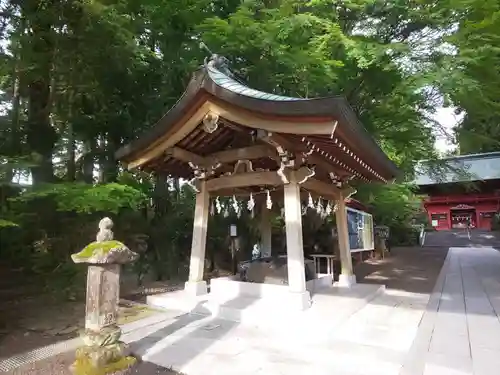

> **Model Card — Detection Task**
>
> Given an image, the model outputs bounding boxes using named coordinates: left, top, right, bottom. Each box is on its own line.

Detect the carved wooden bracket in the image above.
left=256, top=130, right=297, bottom=183
left=277, top=152, right=296, bottom=184
left=298, top=149, right=314, bottom=166
left=233, top=159, right=254, bottom=174
left=202, top=112, right=219, bottom=133
left=342, top=186, right=357, bottom=201
left=187, top=161, right=221, bottom=179
left=295, top=166, right=316, bottom=184
left=329, top=172, right=342, bottom=188
left=186, top=161, right=221, bottom=193
left=329, top=172, right=356, bottom=189
left=187, top=177, right=202, bottom=193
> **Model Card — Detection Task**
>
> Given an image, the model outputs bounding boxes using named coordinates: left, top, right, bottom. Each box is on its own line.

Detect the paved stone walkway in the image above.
left=122, top=285, right=432, bottom=375
left=127, top=247, right=500, bottom=375
left=6, top=246, right=499, bottom=375
left=402, top=247, right=500, bottom=375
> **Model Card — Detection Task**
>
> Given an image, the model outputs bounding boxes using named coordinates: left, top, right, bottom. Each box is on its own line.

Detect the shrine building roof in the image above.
left=415, top=151, right=500, bottom=186
left=207, top=64, right=303, bottom=102
left=116, top=54, right=399, bottom=187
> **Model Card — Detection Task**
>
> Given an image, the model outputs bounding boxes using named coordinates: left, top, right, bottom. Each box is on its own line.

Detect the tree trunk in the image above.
left=22, top=1, right=57, bottom=185
left=98, top=135, right=106, bottom=183
left=6, top=40, right=22, bottom=184
left=99, top=134, right=119, bottom=183
left=81, top=139, right=95, bottom=183
left=153, top=174, right=169, bottom=217
left=172, top=177, right=181, bottom=198
left=66, top=88, right=76, bottom=182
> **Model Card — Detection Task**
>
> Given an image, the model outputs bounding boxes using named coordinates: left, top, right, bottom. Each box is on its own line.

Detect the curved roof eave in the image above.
left=115, top=60, right=399, bottom=180
left=115, top=67, right=207, bottom=161
left=204, top=63, right=399, bottom=179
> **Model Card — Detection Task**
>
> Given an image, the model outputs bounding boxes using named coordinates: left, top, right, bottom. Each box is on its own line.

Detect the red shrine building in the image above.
left=415, top=152, right=500, bottom=231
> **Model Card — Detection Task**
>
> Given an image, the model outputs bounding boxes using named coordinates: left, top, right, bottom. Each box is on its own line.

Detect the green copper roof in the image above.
left=206, top=64, right=305, bottom=102
left=415, top=151, right=500, bottom=185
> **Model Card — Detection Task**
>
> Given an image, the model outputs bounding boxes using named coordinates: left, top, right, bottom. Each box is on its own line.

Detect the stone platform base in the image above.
left=146, top=282, right=384, bottom=331
left=71, top=346, right=136, bottom=375
left=184, top=280, right=207, bottom=296
left=337, top=274, right=357, bottom=287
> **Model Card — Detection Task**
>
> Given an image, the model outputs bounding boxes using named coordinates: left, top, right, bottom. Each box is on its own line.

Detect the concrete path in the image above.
left=128, top=247, right=500, bottom=375
left=123, top=286, right=434, bottom=375
left=123, top=294, right=424, bottom=375
left=402, top=247, right=500, bottom=375
left=8, top=246, right=498, bottom=375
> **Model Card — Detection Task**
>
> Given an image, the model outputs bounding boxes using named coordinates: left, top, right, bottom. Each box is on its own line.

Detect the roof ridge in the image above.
left=419, top=151, right=500, bottom=163
left=205, top=55, right=305, bottom=102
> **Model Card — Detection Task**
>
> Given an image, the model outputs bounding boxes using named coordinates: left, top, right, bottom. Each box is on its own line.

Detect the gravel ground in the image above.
left=0, top=282, right=183, bottom=359
left=5, top=351, right=180, bottom=375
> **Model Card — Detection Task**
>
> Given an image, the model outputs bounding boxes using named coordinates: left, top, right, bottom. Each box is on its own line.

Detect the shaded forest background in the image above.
left=0, top=0, right=498, bottom=297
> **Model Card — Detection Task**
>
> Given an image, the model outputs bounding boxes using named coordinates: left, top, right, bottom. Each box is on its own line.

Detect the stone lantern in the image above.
left=70, top=217, right=139, bottom=374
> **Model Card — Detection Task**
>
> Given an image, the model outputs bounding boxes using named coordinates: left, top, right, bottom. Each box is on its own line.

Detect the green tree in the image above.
left=437, top=0, right=500, bottom=153
left=0, top=0, right=471, bottom=290
left=198, top=0, right=445, bottom=174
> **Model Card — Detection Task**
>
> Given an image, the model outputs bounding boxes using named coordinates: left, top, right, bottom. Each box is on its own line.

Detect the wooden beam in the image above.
left=207, top=187, right=338, bottom=203
left=165, top=145, right=279, bottom=170
left=301, top=178, right=340, bottom=200
left=293, top=166, right=316, bottom=184
left=206, top=171, right=283, bottom=192
left=208, top=188, right=253, bottom=197
left=208, top=145, right=278, bottom=164
left=165, top=147, right=207, bottom=167
left=210, top=99, right=336, bottom=135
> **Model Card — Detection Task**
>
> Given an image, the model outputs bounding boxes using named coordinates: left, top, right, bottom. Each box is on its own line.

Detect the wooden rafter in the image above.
left=165, top=147, right=207, bottom=167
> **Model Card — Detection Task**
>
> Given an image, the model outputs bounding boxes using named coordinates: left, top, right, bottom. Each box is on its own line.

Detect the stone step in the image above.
left=146, top=290, right=211, bottom=314
left=146, top=284, right=385, bottom=338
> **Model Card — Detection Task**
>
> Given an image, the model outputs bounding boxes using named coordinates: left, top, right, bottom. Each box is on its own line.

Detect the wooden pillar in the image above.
left=259, top=201, right=272, bottom=258
left=284, top=171, right=311, bottom=310
left=335, top=192, right=357, bottom=287
left=185, top=180, right=209, bottom=296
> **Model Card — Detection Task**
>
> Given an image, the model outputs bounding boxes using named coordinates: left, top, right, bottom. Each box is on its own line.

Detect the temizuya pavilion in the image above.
left=116, top=55, right=399, bottom=311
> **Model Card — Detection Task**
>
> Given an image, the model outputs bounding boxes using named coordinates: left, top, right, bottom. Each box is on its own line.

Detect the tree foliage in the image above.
left=0, top=0, right=475, bottom=290
left=12, top=183, right=146, bottom=213
left=199, top=0, right=444, bottom=171
left=436, top=0, right=500, bottom=153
